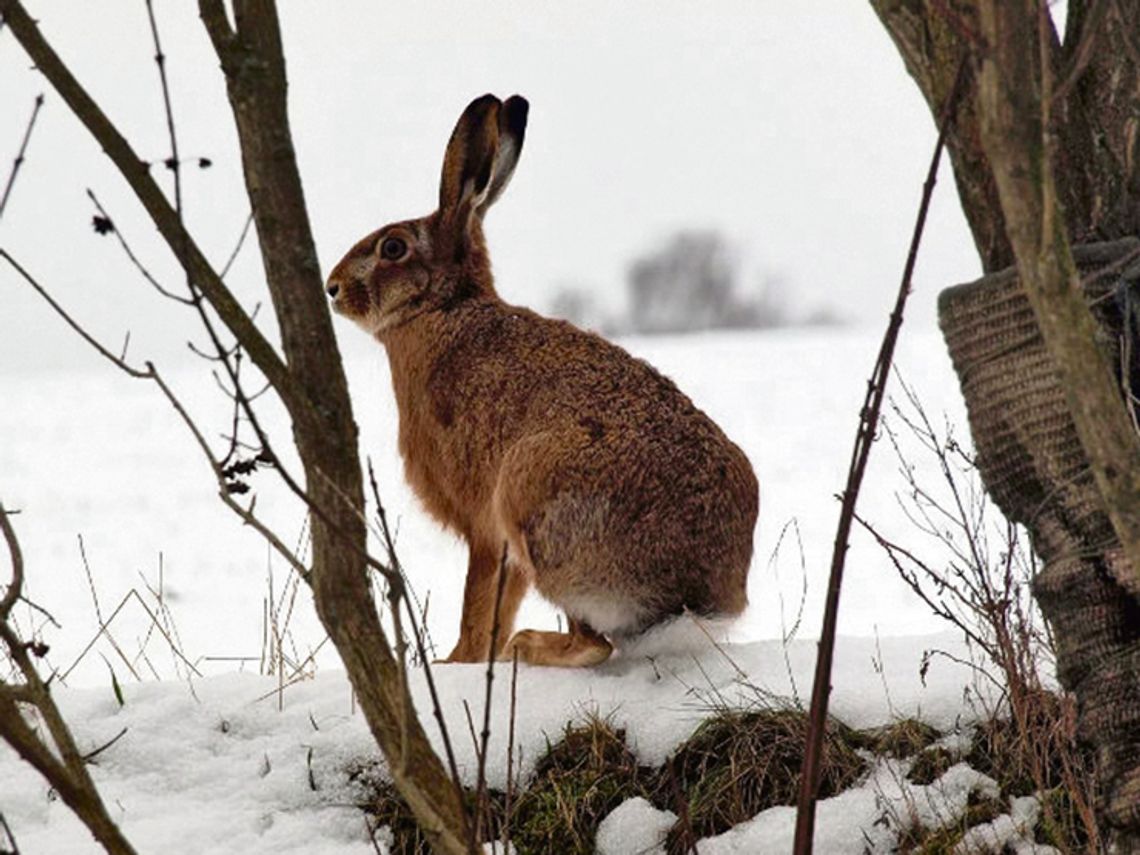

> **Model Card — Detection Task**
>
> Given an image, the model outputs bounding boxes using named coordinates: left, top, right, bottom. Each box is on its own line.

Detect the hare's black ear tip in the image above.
left=502, top=95, right=529, bottom=135
left=461, top=93, right=500, bottom=119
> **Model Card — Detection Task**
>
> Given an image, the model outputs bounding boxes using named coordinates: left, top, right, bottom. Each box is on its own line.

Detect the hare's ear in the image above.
left=475, top=95, right=528, bottom=219
left=438, top=94, right=529, bottom=229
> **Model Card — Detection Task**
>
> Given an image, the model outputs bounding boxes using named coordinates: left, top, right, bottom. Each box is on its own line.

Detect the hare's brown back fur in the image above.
left=385, top=296, right=757, bottom=634
left=328, top=94, right=759, bottom=664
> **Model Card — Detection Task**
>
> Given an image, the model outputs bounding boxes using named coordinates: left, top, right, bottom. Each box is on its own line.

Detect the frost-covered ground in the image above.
left=0, top=325, right=1029, bottom=853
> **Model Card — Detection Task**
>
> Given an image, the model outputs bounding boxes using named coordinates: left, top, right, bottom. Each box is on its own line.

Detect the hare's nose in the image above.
left=326, top=281, right=340, bottom=299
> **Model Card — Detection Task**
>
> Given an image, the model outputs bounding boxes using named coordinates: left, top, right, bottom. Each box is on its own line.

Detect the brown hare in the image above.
left=326, top=94, right=758, bottom=667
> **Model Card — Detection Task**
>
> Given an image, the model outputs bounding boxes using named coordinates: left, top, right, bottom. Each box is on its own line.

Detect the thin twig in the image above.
left=220, top=212, right=254, bottom=279
left=0, top=504, right=23, bottom=621
left=144, top=0, right=181, bottom=217
left=471, top=544, right=510, bottom=850
left=0, top=808, right=21, bottom=855
left=81, top=726, right=128, bottom=763
left=502, top=649, right=519, bottom=854
left=366, top=460, right=464, bottom=801
left=0, top=92, right=43, bottom=221
left=791, top=54, right=969, bottom=855
left=0, top=249, right=149, bottom=378
left=86, top=189, right=192, bottom=304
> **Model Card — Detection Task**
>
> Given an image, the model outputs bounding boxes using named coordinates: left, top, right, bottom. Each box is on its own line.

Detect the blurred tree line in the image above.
left=550, top=229, right=843, bottom=335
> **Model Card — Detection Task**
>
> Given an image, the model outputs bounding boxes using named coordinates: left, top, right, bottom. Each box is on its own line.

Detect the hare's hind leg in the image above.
left=502, top=618, right=613, bottom=667
left=444, top=538, right=530, bottom=663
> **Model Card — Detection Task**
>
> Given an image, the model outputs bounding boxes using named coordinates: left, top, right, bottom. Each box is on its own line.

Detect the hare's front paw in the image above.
left=502, top=628, right=612, bottom=668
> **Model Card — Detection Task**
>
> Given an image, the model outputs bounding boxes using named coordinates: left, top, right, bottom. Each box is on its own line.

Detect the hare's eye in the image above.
left=380, top=236, right=408, bottom=261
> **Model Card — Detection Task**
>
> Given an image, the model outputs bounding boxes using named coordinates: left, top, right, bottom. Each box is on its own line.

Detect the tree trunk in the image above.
left=197, top=4, right=470, bottom=851
left=874, top=0, right=1140, bottom=846
left=871, top=0, right=1140, bottom=274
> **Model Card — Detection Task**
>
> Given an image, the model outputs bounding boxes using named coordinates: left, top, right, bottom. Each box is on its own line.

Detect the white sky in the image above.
left=0, top=1, right=982, bottom=373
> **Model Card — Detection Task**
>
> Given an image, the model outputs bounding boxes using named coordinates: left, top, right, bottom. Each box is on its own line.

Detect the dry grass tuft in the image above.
left=353, top=715, right=646, bottom=855
left=509, top=715, right=650, bottom=855
left=895, top=790, right=1005, bottom=855
left=353, top=703, right=1096, bottom=853
left=907, top=747, right=958, bottom=787
left=963, top=689, right=1098, bottom=852
left=653, top=707, right=867, bottom=852
left=859, top=718, right=943, bottom=759
left=365, top=779, right=508, bottom=854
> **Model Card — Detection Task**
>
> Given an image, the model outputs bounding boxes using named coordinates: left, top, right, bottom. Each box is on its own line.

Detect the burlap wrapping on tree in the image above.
left=939, top=238, right=1140, bottom=832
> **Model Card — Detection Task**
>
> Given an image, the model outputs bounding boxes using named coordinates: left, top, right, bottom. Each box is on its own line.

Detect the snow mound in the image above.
left=0, top=632, right=979, bottom=853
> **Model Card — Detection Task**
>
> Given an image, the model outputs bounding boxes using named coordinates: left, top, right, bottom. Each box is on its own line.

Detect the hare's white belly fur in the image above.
left=560, top=593, right=651, bottom=637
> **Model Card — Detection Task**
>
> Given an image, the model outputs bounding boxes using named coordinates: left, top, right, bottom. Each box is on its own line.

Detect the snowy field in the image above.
left=0, top=325, right=970, bottom=682
left=0, top=325, right=1027, bottom=853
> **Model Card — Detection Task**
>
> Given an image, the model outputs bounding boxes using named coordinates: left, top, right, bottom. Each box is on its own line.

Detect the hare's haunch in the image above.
left=327, top=94, right=759, bottom=667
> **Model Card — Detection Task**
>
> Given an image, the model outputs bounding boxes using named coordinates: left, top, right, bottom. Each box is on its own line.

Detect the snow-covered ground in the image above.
left=1, top=630, right=992, bottom=855
left=1, top=325, right=1018, bottom=853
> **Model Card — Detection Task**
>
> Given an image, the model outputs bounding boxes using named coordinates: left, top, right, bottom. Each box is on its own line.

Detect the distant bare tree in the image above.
left=549, top=284, right=608, bottom=332
left=627, top=230, right=788, bottom=334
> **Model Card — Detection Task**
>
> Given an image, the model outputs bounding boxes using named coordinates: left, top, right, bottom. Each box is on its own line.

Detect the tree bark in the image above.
left=875, top=0, right=1140, bottom=846
left=871, top=0, right=1140, bottom=274
left=973, top=1, right=1140, bottom=600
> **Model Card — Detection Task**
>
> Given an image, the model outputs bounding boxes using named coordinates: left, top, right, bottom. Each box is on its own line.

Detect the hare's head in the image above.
left=326, top=94, right=528, bottom=336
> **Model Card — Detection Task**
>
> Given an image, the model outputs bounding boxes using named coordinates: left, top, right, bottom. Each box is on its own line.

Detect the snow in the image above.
left=595, top=797, right=676, bottom=855
left=0, top=327, right=969, bottom=687
left=957, top=796, right=1056, bottom=855
left=1, top=630, right=980, bottom=854
left=0, top=326, right=1011, bottom=852
left=689, top=761, right=1000, bottom=854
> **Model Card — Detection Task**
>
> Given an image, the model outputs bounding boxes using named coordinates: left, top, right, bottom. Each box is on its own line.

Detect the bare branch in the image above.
left=86, top=189, right=193, bottom=305
left=472, top=544, right=509, bottom=850
left=793, top=55, right=968, bottom=855
left=0, top=0, right=312, bottom=431
left=144, top=0, right=182, bottom=217
left=197, top=0, right=236, bottom=57
left=0, top=92, right=43, bottom=221
left=0, top=506, right=139, bottom=855
left=0, top=504, right=23, bottom=621
left=502, top=650, right=519, bottom=854
left=0, top=249, right=151, bottom=378
left=219, top=212, right=255, bottom=279
left=0, top=808, right=21, bottom=855
left=366, top=460, right=464, bottom=800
